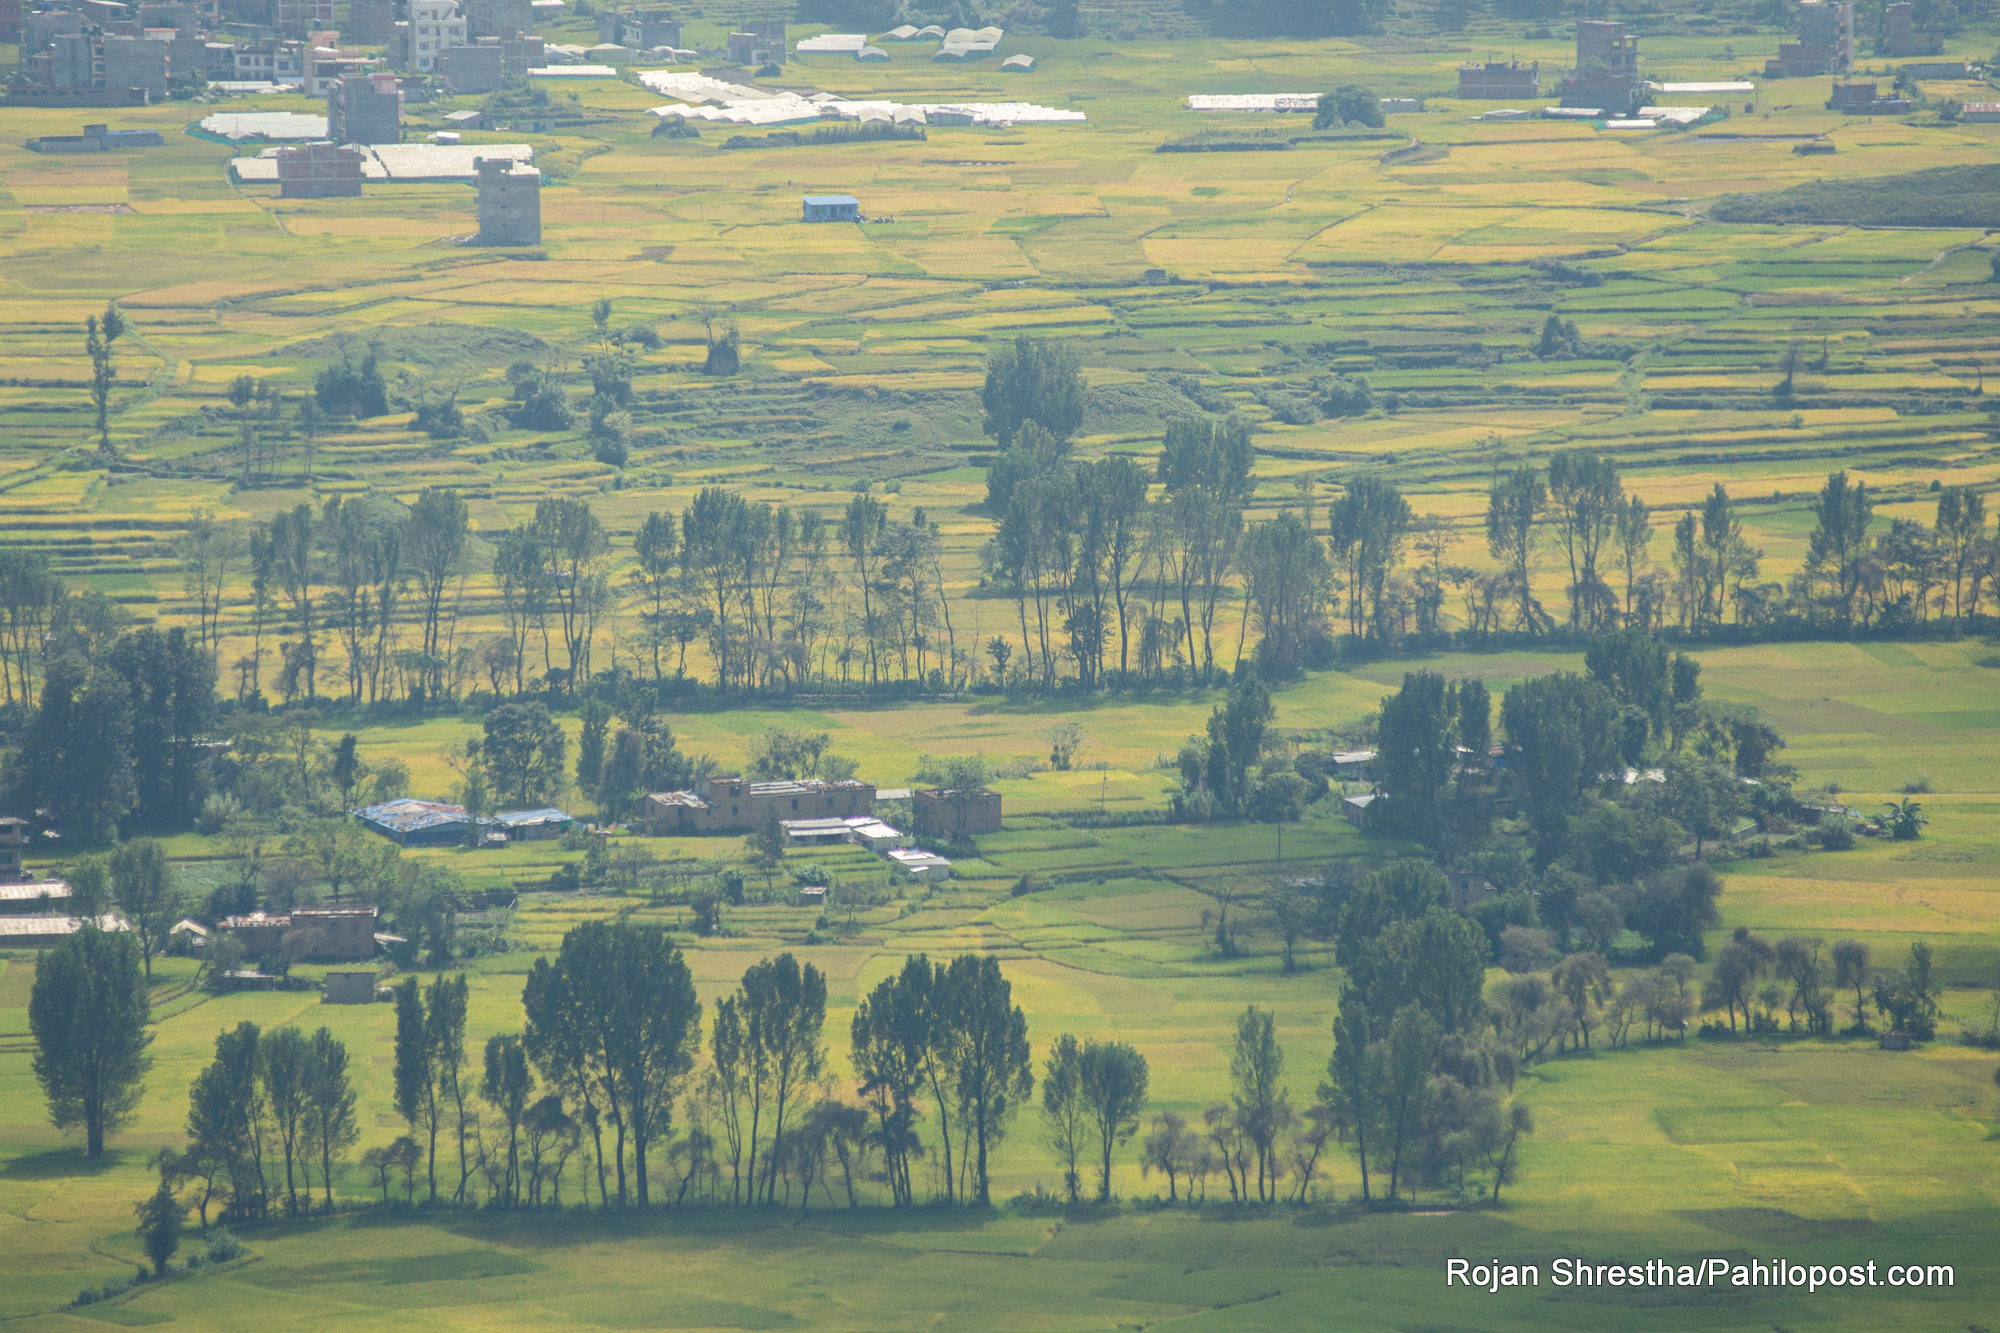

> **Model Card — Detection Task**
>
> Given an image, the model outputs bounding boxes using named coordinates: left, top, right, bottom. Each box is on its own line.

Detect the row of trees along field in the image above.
left=32, top=918, right=1551, bottom=1220
left=15, top=332, right=1998, bottom=719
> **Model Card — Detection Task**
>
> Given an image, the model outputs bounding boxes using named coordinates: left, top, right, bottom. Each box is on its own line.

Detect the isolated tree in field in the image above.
left=1311, top=84, right=1382, bottom=129
left=1139, top=1110, right=1201, bottom=1203
left=522, top=921, right=700, bottom=1207
left=404, top=487, right=469, bottom=702
left=482, top=1034, right=534, bottom=1207
left=186, top=1021, right=266, bottom=1219
left=1805, top=470, right=1873, bottom=626
left=258, top=1024, right=310, bottom=1214
left=1080, top=1040, right=1149, bottom=1202
left=1832, top=939, right=1872, bottom=1031
left=135, top=1180, right=186, bottom=1277
left=30, top=925, right=151, bottom=1158
left=111, top=837, right=178, bottom=980
left=1321, top=993, right=1380, bottom=1199
left=737, top=953, right=828, bottom=1205
left=86, top=301, right=128, bottom=453
left=393, top=978, right=443, bottom=1201
left=952, top=954, right=1033, bottom=1206
left=305, top=1027, right=359, bottom=1209
left=1230, top=1006, right=1288, bottom=1202
left=1040, top=1033, right=1088, bottom=1202
left=1547, top=449, right=1622, bottom=628
left=849, top=955, right=934, bottom=1207
left=981, top=335, right=1085, bottom=447
left=1485, top=464, right=1547, bottom=632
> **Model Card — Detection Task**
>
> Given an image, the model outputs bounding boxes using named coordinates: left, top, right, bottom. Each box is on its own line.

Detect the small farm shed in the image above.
left=802, top=193, right=860, bottom=222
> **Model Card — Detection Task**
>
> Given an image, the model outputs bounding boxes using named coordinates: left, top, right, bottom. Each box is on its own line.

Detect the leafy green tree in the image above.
left=1832, top=939, right=1872, bottom=1031
left=1805, top=471, right=1874, bottom=626
left=850, top=955, right=934, bottom=1207
left=186, top=1021, right=266, bottom=1219
left=1204, top=671, right=1275, bottom=816
left=1377, top=671, right=1455, bottom=846
left=1625, top=864, right=1723, bottom=961
left=1311, top=83, right=1383, bottom=129
left=1040, top=1034, right=1087, bottom=1203
left=1080, top=1040, right=1149, bottom=1202
left=596, top=726, right=645, bottom=822
left=482, top=702, right=569, bottom=807
left=18, top=653, right=135, bottom=845
left=1230, top=1006, right=1288, bottom=1202
left=1501, top=672, right=1619, bottom=862
left=981, top=335, right=1085, bottom=448
left=392, top=979, right=442, bottom=1202
left=304, top=1027, right=358, bottom=1209
left=1485, top=464, right=1548, bottom=631
left=522, top=921, right=700, bottom=1206
left=1320, top=992, right=1380, bottom=1198
left=737, top=953, right=828, bottom=1205
left=134, top=1180, right=185, bottom=1277
left=482, top=1034, right=534, bottom=1207
left=30, top=925, right=152, bottom=1158
left=1378, top=1002, right=1440, bottom=1199
left=1366, top=908, right=1488, bottom=1035
left=110, top=838, right=178, bottom=980
left=258, top=1025, right=310, bottom=1215
left=951, top=954, right=1033, bottom=1206
left=86, top=301, right=128, bottom=453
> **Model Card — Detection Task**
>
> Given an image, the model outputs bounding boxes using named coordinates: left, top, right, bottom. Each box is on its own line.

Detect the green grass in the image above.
left=7, top=637, right=2000, bottom=1325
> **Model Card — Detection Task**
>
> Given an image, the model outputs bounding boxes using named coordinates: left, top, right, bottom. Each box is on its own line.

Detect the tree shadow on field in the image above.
left=0, top=1147, right=126, bottom=1180
left=433, top=1204, right=1030, bottom=1252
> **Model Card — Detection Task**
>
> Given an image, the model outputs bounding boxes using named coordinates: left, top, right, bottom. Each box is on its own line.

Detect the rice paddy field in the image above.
left=2, top=15, right=1999, bottom=650
left=5, top=7, right=2000, bottom=1329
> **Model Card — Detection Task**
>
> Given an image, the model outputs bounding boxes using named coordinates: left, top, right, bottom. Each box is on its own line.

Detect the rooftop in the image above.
left=0, top=880, right=70, bottom=903
left=355, top=798, right=478, bottom=833
left=0, top=913, right=129, bottom=938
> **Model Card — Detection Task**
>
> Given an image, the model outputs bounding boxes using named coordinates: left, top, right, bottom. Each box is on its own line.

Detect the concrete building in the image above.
left=233, top=38, right=305, bottom=82
left=1341, top=792, right=1383, bottom=829
left=1964, top=101, right=2000, bottom=122
left=1457, top=59, right=1537, bottom=99
left=437, top=39, right=501, bottom=90
left=407, top=0, right=466, bottom=72
left=911, top=786, right=1002, bottom=837
left=467, top=0, right=531, bottom=39
left=726, top=19, right=783, bottom=66
left=637, top=776, right=876, bottom=836
left=1560, top=20, right=1641, bottom=113
left=802, top=193, right=859, bottom=222
left=28, top=121, right=164, bottom=149
left=272, top=0, right=328, bottom=36
left=607, top=6, right=676, bottom=49
left=347, top=0, right=395, bottom=45
left=321, top=969, right=382, bottom=1003
left=276, top=140, right=363, bottom=196
left=222, top=905, right=378, bottom=959
left=1447, top=869, right=1497, bottom=913
left=1766, top=0, right=1853, bottom=77
left=475, top=155, right=540, bottom=244
left=327, top=69, right=399, bottom=142
left=500, top=30, right=542, bottom=70
left=0, top=816, right=25, bottom=881
left=22, top=8, right=85, bottom=55
left=1883, top=1, right=1943, bottom=57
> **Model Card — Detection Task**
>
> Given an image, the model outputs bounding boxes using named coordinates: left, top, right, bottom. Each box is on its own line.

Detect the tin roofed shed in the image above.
left=802, top=193, right=860, bottom=221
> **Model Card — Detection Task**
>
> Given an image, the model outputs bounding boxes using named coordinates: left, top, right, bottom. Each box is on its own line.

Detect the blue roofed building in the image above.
left=354, top=798, right=485, bottom=846
left=802, top=193, right=860, bottom=222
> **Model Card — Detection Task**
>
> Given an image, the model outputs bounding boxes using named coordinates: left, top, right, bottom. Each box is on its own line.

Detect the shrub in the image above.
left=206, top=1228, right=244, bottom=1264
